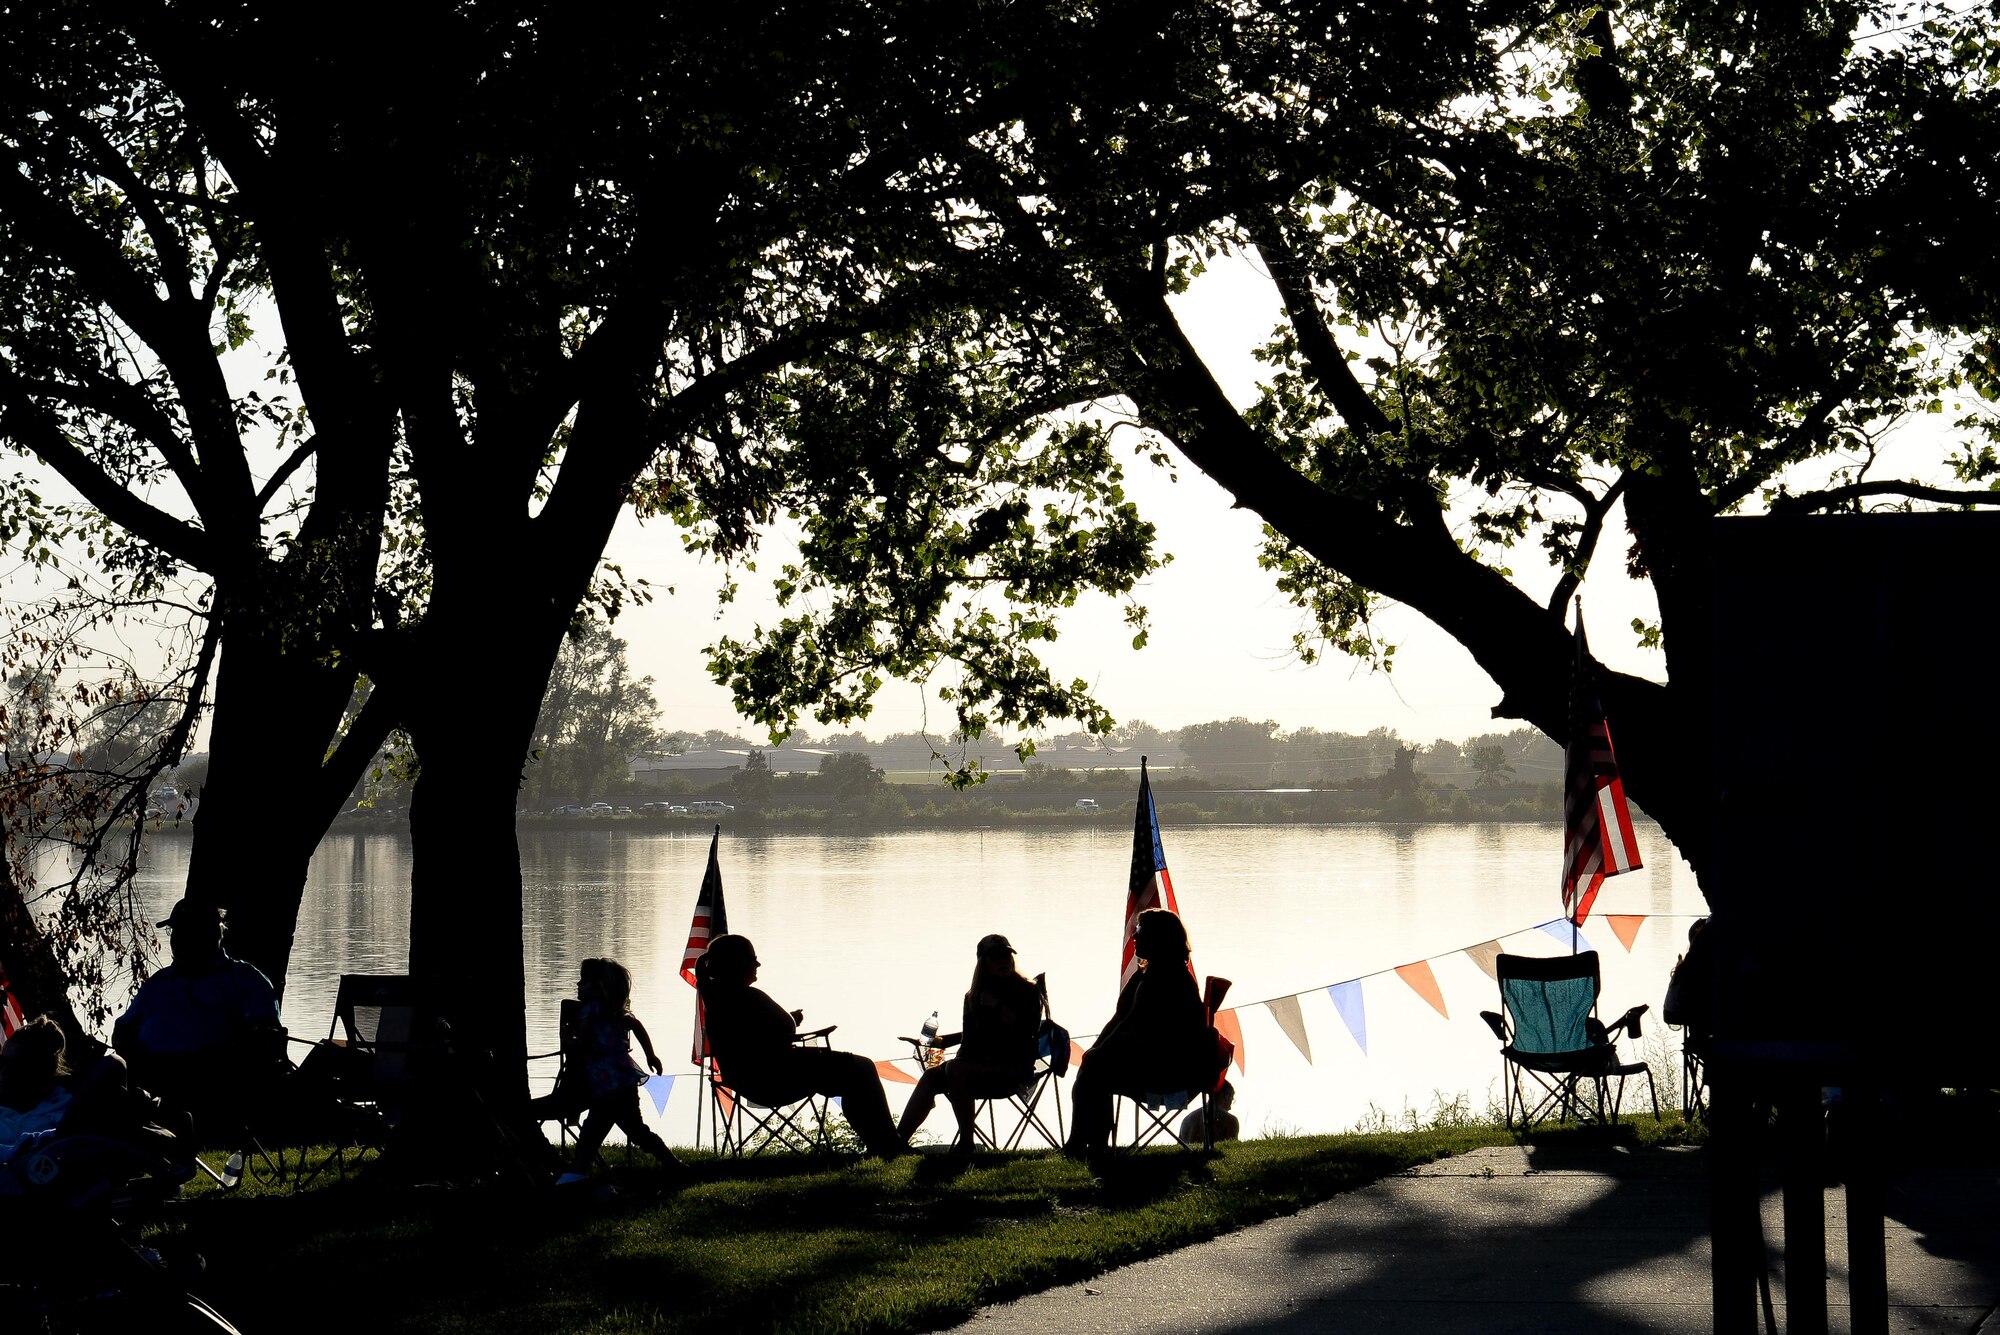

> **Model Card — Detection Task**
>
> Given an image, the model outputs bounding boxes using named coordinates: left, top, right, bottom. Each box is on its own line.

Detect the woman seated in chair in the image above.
left=896, top=934, right=1042, bottom=1155
left=1064, top=908, right=1223, bottom=1156
left=693, top=935, right=903, bottom=1158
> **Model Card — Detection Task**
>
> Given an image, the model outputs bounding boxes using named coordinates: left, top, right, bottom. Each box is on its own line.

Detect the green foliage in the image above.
left=524, top=624, right=660, bottom=809
left=817, top=749, right=885, bottom=800
left=1469, top=745, right=1515, bottom=789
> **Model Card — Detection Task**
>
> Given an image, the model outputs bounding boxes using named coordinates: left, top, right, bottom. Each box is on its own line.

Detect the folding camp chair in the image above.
left=1112, top=975, right=1234, bottom=1151
left=1676, top=1028, right=1709, bottom=1122
left=526, top=997, right=588, bottom=1152
left=1479, top=952, right=1659, bottom=1130
left=706, top=1025, right=837, bottom=1157
left=222, top=975, right=415, bottom=1191
left=899, top=974, right=1071, bottom=1152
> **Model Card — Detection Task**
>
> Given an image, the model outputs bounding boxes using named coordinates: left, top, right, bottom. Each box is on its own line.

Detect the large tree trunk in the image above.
left=180, top=618, right=378, bottom=1004
left=404, top=639, right=554, bottom=1110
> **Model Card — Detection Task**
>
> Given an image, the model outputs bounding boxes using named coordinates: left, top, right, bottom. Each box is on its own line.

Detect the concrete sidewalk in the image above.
left=951, top=1144, right=2000, bottom=1334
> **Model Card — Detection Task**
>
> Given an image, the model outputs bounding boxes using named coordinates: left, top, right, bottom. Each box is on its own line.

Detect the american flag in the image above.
left=682, top=825, right=728, bottom=1061
left=1562, top=617, right=1642, bottom=926
left=1124, top=757, right=1184, bottom=988
left=0, top=962, right=24, bottom=1040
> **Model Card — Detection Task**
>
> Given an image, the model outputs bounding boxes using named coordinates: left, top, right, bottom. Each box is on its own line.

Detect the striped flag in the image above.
left=1562, top=617, right=1642, bottom=926
left=682, top=825, right=728, bottom=1061
left=1123, top=757, right=1183, bottom=988
left=0, top=961, right=24, bottom=1040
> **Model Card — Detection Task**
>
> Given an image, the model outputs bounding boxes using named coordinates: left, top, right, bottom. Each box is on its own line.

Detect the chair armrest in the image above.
left=1605, top=1004, right=1648, bottom=1041
left=794, top=1025, right=836, bottom=1044
left=1479, top=1010, right=1510, bottom=1043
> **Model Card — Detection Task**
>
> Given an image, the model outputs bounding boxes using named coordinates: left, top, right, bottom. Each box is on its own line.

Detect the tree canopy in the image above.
left=720, top=0, right=2000, bottom=883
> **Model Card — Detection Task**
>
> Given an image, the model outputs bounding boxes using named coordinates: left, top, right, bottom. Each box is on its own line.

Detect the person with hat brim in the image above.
left=895, top=933, right=1044, bottom=1155
left=112, top=899, right=281, bottom=1142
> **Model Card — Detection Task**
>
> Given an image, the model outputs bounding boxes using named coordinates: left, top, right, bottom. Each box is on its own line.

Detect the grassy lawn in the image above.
left=158, top=1119, right=1699, bottom=1334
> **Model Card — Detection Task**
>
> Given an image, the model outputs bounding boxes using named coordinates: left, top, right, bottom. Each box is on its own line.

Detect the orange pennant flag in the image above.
left=715, top=1084, right=735, bottom=1120
left=875, top=1059, right=918, bottom=1085
left=1395, top=961, right=1450, bottom=1018
left=1215, top=1008, right=1246, bottom=1074
left=1463, top=941, right=1504, bottom=981
left=1069, top=1040, right=1087, bottom=1069
left=1604, top=915, right=1646, bottom=952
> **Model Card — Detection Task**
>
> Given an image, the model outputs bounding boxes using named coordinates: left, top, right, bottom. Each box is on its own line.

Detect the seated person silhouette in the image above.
left=2, top=1015, right=184, bottom=1164
left=896, top=933, right=1042, bottom=1154
left=693, top=934, right=903, bottom=1158
left=1179, top=1078, right=1239, bottom=1145
left=1064, top=908, right=1225, bottom=1156
left=1662, top=916, right=1714, bottom=1048
left=112, top=900, right=282, bottom=1142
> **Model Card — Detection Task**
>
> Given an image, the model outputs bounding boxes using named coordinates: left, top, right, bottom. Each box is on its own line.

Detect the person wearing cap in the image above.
left=112, top=899, right=281, bottom=1136
left=895, top=933, right=1043, bottom=1153
left=693, top=934, right=904, bottom=1158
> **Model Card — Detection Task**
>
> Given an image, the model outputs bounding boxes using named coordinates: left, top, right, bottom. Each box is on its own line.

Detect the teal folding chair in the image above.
left=1480, top=951, right=1657, bottom=1130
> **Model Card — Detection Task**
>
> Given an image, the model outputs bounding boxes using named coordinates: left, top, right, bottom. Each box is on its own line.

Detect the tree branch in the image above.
left=1768, top=480, right=2000, bottom=514
left=0, top=377, right=213, bottom=567
left=1253, top=231, right=1394, bottom=438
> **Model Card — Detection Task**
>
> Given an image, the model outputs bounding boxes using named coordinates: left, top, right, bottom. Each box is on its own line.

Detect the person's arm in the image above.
left=1095, top=974, right=1142, bottom=1049
left=111, top=987, right=148, bottom=1058
left=628, top=1016, right=665, bottom=1075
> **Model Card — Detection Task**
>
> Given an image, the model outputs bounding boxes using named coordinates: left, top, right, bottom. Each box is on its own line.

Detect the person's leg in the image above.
left=794, top=1047, right=902, bottom=1157
left=943, top=1059, right=1017, bottom=1151
left=572, top=1098, right=615, bottom=1171
left=898, top=1063, right=948, bottom=1143
left=1065, top=1052, right=1116, bottom=1153
left=610, top=1088, right=683, bottom=1169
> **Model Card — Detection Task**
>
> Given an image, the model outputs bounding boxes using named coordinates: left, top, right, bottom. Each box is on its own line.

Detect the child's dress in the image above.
left=580, top=1001, right=644, bottom=1096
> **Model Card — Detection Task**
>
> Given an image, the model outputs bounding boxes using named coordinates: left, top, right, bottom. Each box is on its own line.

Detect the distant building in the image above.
left=629, top=747, right=840, bottom=785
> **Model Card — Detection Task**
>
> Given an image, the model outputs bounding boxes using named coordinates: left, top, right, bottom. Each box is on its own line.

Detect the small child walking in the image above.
left=559, top=957, right=684, bottom=1184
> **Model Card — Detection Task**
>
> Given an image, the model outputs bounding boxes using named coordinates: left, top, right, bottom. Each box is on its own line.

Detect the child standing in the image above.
left=558, top=957, right=684, bottom=1184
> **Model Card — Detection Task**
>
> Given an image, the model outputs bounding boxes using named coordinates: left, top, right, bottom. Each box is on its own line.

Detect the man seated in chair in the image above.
left=693, top=934, right=904, bottom=1158
left=1064, top=908, right=1224, bottom=1156
left=112, top=899, right=283, bottom=1145
left=895, top=933, right=1042, bottom=1156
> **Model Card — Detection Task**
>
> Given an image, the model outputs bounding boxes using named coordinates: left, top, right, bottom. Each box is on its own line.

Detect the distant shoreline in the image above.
left=138, top=804, right=1580, bottom=838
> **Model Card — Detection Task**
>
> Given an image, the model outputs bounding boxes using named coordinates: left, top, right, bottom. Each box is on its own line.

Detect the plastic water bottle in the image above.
left=920, top=1010, right=941, bottom=1066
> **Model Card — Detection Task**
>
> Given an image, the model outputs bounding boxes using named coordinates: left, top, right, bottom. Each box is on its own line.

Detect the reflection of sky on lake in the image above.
left=117, top=821, right=1705, bottom=1142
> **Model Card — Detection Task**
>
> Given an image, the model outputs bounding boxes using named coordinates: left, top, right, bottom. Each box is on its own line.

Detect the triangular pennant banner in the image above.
left=1265, top=994, right=1313, bottom=1064
left=1395, top=961, right=1449, bottom=1019
left=1070, top=1040, right=1087, bottom=1069
left=715, top=1083, right=735, bottom=1120
left=1328, top=981, right=1367, bottom=1056
left=1464, top=941, right=1504, bottom=981
left=643, top=1073, right=674, bottom=1117
left=1538, top=920, right=1594, bottom=952
left=1215, top=1008, right=1245, bottom=1074
left=875, top=1059, right=918, bottom=1085
left=1604, top=914, right=1646, bottom=952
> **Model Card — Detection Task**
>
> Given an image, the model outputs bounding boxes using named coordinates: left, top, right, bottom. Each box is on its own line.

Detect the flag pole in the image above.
left=1570, top=599, right=1582, bottom=957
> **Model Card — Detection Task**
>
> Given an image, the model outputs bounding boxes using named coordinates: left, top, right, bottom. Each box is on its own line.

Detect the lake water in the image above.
left=116, top=820, right=1707, bottom=1145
